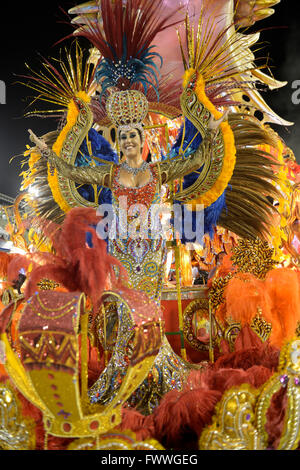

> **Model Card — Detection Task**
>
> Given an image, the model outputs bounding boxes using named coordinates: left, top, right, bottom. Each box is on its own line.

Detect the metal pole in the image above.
left=174, top=243, right=187, bottom=361
left=209, top=299, right=214, bottom=363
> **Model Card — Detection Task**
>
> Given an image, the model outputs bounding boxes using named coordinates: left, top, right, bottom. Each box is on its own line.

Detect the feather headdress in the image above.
left=73, top=0, right=182, bottom=98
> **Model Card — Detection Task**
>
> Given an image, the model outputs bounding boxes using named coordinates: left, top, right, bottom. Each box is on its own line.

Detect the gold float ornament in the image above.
left=96, top=301, right=119, bottom=352
left=1, top=292, right=119, bottom=439
left=37, top=279, right=60, bottom=291
left=234, top=0, right=281, bottom=27
left=199, top=384, right=264, bottom=450
left=1, top=287, right=24, bottom=307
left=0, top=382, right=36, bottom=450
left=284, top=183, right=300, bottom=266
left=219, top=311, right=272, bottom=353
left=250, top=309, right=272, bottom=343
left=223, top=318, right=242, bottom=352
left=183, top=298, right=221, bottom=351
left=208, top=272, right=233, bottom=313
left=1, top=194, right=29, bottom=254
left=231, top=238, right=277, bottom=280
left=256, top=337, right=300, bottom=450
left=199, top=337, right=300, bottom=450
left=67, top=430, right=165, bottom=451
left=1, top=288, right=163, bottom=446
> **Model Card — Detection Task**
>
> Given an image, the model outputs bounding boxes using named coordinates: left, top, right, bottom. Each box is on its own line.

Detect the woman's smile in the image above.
left=119, top=129, right=141, bottom=159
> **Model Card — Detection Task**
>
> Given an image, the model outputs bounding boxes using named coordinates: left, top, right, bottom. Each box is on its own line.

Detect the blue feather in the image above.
left=122, top=34, right=128, bottom=63
left=95, top=35, right=163, bottom=99
left=169, top=118, right=227, bottom=241
left=75, top=128, right=117, bottom=207
left=204, top=191, right=227, bottom=237
left=171, top=191, right=227, bottom=244
left=85, top=231, right=93, bottom=248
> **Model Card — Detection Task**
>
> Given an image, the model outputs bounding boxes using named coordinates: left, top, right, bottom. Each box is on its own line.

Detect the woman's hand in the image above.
left=28, top=129, right=48, bottom=153
left=208, top=109, right=229, bottom=131
left=28, top=129, right=56, bottom=175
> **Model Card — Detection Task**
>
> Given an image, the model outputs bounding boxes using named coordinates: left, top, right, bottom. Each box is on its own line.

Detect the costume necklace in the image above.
left=121, top=160, right=149, bottom=176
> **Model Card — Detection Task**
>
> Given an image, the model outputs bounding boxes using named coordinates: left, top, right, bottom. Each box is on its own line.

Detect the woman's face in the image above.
left=119, top=129, right=142, bottom=160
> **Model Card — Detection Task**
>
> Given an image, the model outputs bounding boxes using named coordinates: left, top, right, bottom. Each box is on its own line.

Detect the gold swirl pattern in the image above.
left=200, top=337, right=300, bottom=450
left=143, top=262, right=159, bottom=278
left=0, top=383, right=36, bottom=450
left=199, top=384, right=264, bottom=450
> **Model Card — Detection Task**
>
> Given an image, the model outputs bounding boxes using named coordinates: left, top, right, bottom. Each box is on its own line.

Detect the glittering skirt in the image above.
left=88, top=237, right=190, bottom=414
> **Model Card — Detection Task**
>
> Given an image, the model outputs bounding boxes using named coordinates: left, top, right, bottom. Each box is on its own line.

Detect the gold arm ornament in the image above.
left=156, top=76, right=230, bottom=206
left=39, top=94, right=115, bottom=214
left=45, top=147, right=114, bottom=189
left=157, top=142, right=206, bottom=185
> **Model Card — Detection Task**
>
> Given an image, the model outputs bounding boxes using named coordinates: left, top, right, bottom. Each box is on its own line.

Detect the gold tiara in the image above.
left=106, top=90, right=148, bottom=134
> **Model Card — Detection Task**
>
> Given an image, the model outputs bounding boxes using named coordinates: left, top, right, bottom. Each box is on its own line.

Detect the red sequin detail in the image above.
left=112, top=164, right=158, bottom=209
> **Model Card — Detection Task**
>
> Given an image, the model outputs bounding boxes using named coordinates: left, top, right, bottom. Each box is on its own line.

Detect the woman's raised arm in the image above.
left=28, top=129, right=114, bottom=189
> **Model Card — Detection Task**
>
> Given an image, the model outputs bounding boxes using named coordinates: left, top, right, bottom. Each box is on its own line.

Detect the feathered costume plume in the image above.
left=71, top=0, right=182, bottom=99
left=169, top=11, right=281, bottom=241
left=19, top=43, right=118, bottom=238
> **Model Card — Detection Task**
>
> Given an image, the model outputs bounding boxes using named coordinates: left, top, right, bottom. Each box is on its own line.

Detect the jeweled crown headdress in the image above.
left=106, top=90, right=149, bottom=135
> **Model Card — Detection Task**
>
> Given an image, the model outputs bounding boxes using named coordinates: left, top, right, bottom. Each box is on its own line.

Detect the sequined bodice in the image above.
left=112, top=163, right=158, bottom=209
left=110, top=164, right=162, bottom=242
left=108, top=163, right=166, bottom=303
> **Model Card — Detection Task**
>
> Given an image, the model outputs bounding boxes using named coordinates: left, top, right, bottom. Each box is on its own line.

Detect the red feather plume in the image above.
left=76, top=0, right=181, bottom=62
left=24, top=207, right=125, bottom=309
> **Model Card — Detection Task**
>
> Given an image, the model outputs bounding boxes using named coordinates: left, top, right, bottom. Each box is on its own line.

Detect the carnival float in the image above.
left=1, top=0, right=300, bottom=451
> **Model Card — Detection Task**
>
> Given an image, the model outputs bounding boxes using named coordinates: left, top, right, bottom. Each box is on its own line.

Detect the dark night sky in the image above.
left=0, top=0, right=299, bottom=198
